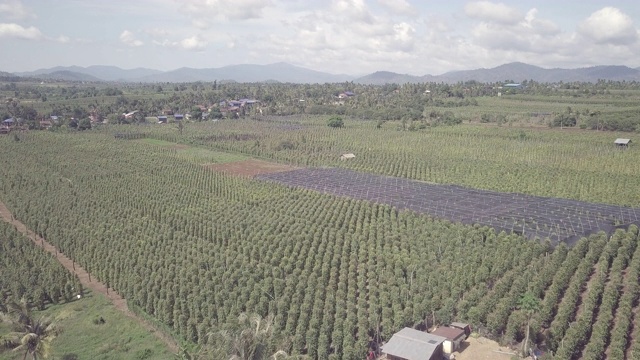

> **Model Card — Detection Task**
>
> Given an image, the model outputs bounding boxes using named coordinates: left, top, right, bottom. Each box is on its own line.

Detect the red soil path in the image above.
left=204, top=158, right=298, bottom=177
left=0, top=200, right=179, bottom=354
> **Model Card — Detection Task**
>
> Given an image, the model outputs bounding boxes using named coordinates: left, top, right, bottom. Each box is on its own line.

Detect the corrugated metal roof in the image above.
left=431, top=327, right=465, bottom=341
left=381, top=328, right=445, bottom=360
left=615, top=138, right=631, bottom=145
left=449, top=322, right=469, bottom=329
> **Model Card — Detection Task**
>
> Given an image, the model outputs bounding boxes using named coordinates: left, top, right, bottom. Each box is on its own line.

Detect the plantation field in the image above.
left=141, top=118, right=640, bottom=206
left=0, top=216, right=174, bottom=360
left=258, top=167, right=640, bottom=245
left=2, top=129, right=640, bottom=359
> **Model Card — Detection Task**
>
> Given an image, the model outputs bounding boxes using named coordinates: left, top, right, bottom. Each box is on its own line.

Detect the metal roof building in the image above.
left=381, top=327, right=445, bottom=360
left=615, top=138, right=631, bottom=146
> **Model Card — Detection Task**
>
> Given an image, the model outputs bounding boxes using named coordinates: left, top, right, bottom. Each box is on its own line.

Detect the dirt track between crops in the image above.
left=0, top=200, right=179, bottom=354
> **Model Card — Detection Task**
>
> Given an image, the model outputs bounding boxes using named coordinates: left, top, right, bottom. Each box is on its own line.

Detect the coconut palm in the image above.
left=0, top=300, right=60, bottom=360
left=215, top=313, right=289, bottom=360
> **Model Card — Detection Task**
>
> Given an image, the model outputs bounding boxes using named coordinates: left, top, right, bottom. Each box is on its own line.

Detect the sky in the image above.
left=1, top=0, right=639, bottom=75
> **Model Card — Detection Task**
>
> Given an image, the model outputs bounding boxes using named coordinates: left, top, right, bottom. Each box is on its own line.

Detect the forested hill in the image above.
left=354, top=62, right=640, bottom=84
left=12, top=62, right=640, bottom=84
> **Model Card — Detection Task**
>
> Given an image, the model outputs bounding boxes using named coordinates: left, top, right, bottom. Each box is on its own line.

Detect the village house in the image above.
left=431, top=327, right=466, bottom=354
left=3, top=117, right=15, bottom=127
left=449, top=322, right=471, bottom=339
left=381, top=327, right=445, bottom=360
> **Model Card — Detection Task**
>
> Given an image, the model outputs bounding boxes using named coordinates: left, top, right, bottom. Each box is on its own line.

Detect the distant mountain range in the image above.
left=14, top=62, right=352, bottom=84
left=11, top=62, right=640, bottom=84
left=355, top=62, right=640, bottom=84
left=16, top=65, right=162, bottom=82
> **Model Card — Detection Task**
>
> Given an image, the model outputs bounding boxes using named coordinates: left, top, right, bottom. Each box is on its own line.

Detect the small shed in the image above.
left=340, top=153, right=356, bottom=161
left=431, top=327, right=466, bottom=354
left=39, top=120, right=52, bottom=129
left=449, top=322, right=471, bottom=339
left=174, top=114, right=184, bottom=121
left=382, top=327, right=445, bottom=360
left=3, top=118, right=15, bottom=126
left=157, top=115, right=168, bottom=123
left=615, top=138, right=631, bottom=147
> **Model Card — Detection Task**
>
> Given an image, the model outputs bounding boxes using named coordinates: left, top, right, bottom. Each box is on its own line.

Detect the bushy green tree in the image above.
left=327, top=117, right=344, bottom=128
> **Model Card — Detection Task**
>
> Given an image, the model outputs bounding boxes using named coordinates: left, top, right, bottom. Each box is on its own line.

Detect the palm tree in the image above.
left=0, top=300, right=60, bottom=360
left=518, top=291, right=540, bottom=357
left=216, top=313, right=289, bottom=360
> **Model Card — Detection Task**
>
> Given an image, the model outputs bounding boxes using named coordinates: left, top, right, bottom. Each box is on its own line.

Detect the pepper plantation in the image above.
left=1, top=119, right=640, bottom=359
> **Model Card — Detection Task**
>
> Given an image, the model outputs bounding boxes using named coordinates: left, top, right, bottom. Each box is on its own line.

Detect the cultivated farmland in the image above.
left=146, top=118, right=640, bottom=206
left=258, top=167, right=640, bottom=245
left=1, top=127, right=640, bottom=359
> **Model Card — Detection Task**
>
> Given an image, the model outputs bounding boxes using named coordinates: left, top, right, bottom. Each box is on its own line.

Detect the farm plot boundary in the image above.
left=205, top=159, right=299, bottom=177
left=258, top=168, right=640, bottom=245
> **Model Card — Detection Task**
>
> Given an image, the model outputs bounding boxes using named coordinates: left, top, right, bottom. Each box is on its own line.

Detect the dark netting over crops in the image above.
left=257, top=168, right=640, bottom=246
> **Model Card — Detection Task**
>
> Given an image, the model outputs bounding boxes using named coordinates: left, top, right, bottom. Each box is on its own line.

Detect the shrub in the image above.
left=327, top=117, right=344, bottom=128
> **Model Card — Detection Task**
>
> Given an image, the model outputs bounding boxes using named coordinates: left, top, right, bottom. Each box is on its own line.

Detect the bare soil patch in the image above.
left=204, top=159, right=298, bottom=177
left=0, top=200, right=179, bottom=354
left=453, top=336, right=519, bottom=360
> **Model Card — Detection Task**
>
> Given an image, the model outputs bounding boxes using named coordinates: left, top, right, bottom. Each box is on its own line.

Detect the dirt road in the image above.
left=0, top=200, right=179, bottom=354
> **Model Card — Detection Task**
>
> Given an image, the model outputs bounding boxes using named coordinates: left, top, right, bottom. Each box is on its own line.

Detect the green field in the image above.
left=1, top=123, right=640, bottom=359
left=0, top=292, right=174, bottom=360
left=3, top=78, right=640, bottom=359
left=0, top=217, right=174, bottom=360
left=137, top=138, right=248, bottom=164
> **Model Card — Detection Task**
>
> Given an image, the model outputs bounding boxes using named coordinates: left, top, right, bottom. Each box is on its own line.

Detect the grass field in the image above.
left=137, top=138, right=248, bottom=164
left=0, top=290, right=174, bottom=360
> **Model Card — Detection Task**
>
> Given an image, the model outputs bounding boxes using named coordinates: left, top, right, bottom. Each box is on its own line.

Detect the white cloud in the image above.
left=390, top=22, right=415, bottom=51
left=153, top=35, right=207, bottom=51
left=466, top=6, right=569, bottom=56
left=523, top=9, right=559, bottom=36
left=0, top=0, right=34, bottom=20
left=378, top=0, right=414, bottom=16
left=120, top=30, right=144, bottom=47
left=332, top=0, right=374, bottom=24
left=179, top=35, right=207, bottom=51
left=0, top=22, right=41, bottom=39
left=56, top=35, right=70, bottom=43
left=179, top=0, right=271, bottom=28
left=578, top=7, right=638, bottom=45
left=252, top=1, right=422, bottom=75
left=464, top=1, right=522, bottom=25
left=144, top=27, right=170, bottom=38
